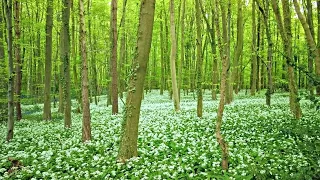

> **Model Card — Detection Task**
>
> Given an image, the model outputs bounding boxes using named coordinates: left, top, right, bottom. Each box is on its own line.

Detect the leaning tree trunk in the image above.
left=79, top=0, right=91, bottom=142
left=4, top=0, right=15, bottom=141
left=169, top=0, right=180, bottom=112
left=293, top=0, right=320, bottom=96
left=43, top=0, right=54, bottom=120
left=117, top=0, right=155, bottom=162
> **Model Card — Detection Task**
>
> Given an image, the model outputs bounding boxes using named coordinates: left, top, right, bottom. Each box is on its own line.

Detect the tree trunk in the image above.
left=79, top=0, right=91, bottom=142
left=62, top=0, right=71, bottom=127
left=179, top=0, right=185, bottom=100
left=215, top=0, right=229, bottom=170
left=111, top=0, right=118, bottom=114
left=119, top=0, right=128, bottom=98
left=117, top=0, right=155, bottom=162
left=195, top=0, right=202, bottom=117
left=293, top=0, right=320, bottom=96
left=250, top=0, right=257, bottom=96
left=5, top=0, right=15, bottom=141
left=169, top=0, right=180, bottom=112
left=233, top=0, right=243, bottom=96
left=43, top=0, right=54, bottom=120
left=271, top=0, right=302, bottom=119
left=0, top=3, right=7, bottom=123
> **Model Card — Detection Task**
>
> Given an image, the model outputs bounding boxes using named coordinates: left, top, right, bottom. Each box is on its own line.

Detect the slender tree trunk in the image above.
left=111, top=0, right=118, bottom=114
left=233, top=0, right=243, bottom=96
left=43, top=0, right=54, bottom=120
left=271, top=0, right=302, bottom=119
left=179, top=0, right=185, bottom=99
left=79, top=0, right=91, bottom=142
left=118, top=0, right=155, bottom=162
left=0, top=3, right=7, bottom=122
left=160, top=10, right=165, bottom=95
left=215, top=0, right=229, bottom=170
left=250, top=0, right=257, bottom=96
left=169, top=0, right=180, bottom=112
left=62, top=0, right=71, bottom=127
left=195, top=0, right=202, bottom=117
left=5, top=0, right=14, bottom=141
left=119, top=0, right=128, bottom=98
left=293, top=0, right=320, bottom=96
left=305, top=0, right=314, bottom=96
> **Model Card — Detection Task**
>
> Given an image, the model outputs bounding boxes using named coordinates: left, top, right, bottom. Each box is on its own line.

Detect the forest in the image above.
left=0, top=0, right=320, bottom=179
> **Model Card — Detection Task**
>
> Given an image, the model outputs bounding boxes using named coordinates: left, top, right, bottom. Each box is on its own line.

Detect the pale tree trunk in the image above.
left=293, top=0, right=320, bottom=96
left=79, top=0, right=91, bottom=142
left=215, top=0, right=229, bottom=170
left=233, top=0, right=243, bottom=96
left=160, top=10, right=165, bottom=95
left=111, top=0, right=118, bottom=114
left=43, top=0, right=54, bottom=120
left=195, top=0, right=202, bottom=117
left=5, top=0, right=15, bottom=141
left=250, top=0, right=257, bottom=96
left=62, top=0, right=71, bottom=127
left=117, top=0, right=155, bottom=162
left=271, top=0, right=302, bottom=119
left=169, top=0, right=180, bottom=112
left=179, top=0, right=185, bottom=100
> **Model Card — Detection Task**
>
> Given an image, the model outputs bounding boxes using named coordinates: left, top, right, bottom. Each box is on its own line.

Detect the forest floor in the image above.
left=0, top=90, right=320, bottom=179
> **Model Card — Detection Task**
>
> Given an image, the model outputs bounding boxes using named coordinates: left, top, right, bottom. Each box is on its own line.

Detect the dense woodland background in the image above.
left=1, top=0, right=320, bottom=178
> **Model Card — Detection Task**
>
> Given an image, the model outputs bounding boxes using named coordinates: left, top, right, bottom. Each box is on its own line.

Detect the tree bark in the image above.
left=4, top=0, right=15, bottom=141
left=61, top=0, right=71, bottom=127
left=293, top=0, right=320, bottom=96
left=271, top=0, right=302, bottom=119
left=111, top=0, right=118, bottom=114
left=215, top=0, right=229, bottom=170
left=79, top=0, right=91, bottom=142
left=43, top=0, right=54, bottom=120
left=250, top=0, right=257, bottom=96
left=117, top=0, right=155, bottom=162
left=169, top=0, right=180, bottom=112
left=195, top=0, right=202, bottom=117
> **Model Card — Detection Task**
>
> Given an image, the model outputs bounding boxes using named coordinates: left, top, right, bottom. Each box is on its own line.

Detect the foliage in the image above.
left=0, top=91, right=319, bottom=179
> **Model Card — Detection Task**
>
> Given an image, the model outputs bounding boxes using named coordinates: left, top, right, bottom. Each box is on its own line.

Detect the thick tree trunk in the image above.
left=79, top=0, right=91, bottom=142
left=62, top=0, right=71, bottom=127
left=111, top=0, right=118, bottom=114
left=5, top=0, right=15, bottom=141
left=117, top=0, right=155, bottom=162
left=195, top=0, right=202, bottom=117
left=169, top=0, right=180, bottom=112
left=43, top=0, right=54, bottom=120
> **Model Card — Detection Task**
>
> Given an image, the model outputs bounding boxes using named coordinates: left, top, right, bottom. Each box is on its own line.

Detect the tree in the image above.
left=111, top=0, right=118, bottom=114
left=43, top=0, right=54, bottom=120
left=4, top=0, right=14, bottom=141
left=271, top=0, right=302, bottom=119
left=119, top=0, right=128, bottom=98
left=79, top=0, right=91, bottom=142
left=0, top=2, right=6, bottom=123
left=293, top=0, right=320, bottom=96
left=14, top=0, right=22, bottom=121
left=195, top=0, right=203, bottom=117
left=118, top=0, right=155, bottom=162
left=215, top=0, right=229, bottom=170
left=251, top=0, right=257, bottom=96
left=169, top=0, right=180, bottom=112
left=61, top=0, right=72, bottom=127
